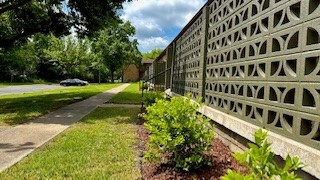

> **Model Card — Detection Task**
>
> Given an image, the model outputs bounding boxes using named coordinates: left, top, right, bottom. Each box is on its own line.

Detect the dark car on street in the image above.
left=60, top=79, right=89, bottom=86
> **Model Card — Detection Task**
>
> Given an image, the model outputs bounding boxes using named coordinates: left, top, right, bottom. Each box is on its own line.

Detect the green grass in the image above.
left=0, top=84, right=120, bottom=126
left=0, top=107, right=141, bottom=179
left=0, top=83, right=40, bottom=87
left=109, top=82, right=142, bottom=104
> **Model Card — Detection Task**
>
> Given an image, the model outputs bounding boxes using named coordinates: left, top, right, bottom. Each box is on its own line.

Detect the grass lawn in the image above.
left=109, top=82, right=142, bottom=104
left=0, top=107, right=141, bottom=179
left=0, top=84, right=120, bottom=126
left=0, top=83, right=39, bottom=87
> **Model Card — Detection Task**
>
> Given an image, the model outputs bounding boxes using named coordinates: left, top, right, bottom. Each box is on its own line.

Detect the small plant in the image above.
left=142, top=82, right=148, bottom=90
left=141, top=94, right=214, bottom=171
left=222, top=129, right=305, bottom=180
left=142, top=91, right=165, bottom=107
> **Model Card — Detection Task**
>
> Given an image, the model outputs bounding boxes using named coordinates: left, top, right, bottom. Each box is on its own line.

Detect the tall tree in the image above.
left=0, top=39, right=38, bottom=81
left=0, top=0, right=131, bottom=49
left=94, top=21, right=141, bottom=82
left=42, top=34, right=93, bottom=79
left=0, top=0, right=69, bottom=49
left=33, top=33, right=63, bottom=80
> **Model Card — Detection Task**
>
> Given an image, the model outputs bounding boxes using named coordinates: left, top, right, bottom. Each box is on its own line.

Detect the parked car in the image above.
left=60, top=79, right=89, bottom=86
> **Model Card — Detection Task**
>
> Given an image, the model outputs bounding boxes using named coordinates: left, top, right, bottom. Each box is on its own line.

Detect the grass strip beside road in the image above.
left=0, top=83, right=40, bottom=87
left=0, top=107, right=141, bottom=179
left=0, top=80, right=52, bottom=87
left=109, top=82, right=141, bottom=104
left=0, top=84, right=120, bottom=126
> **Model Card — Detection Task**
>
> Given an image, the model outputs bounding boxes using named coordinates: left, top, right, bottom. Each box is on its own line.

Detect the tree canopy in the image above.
left=93, top=21, right=141, bottom=82
left=0, top=0, right=130, bottom=49
left=0, top=0, right=142, bottom=83
left=142, top=48, right=163, bottom=59
left=0, top=33, right=97, bottom=82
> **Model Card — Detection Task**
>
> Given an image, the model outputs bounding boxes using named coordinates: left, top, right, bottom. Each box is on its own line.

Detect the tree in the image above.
left=0, top=0, right=131, bottom=49
left=33, top=33, right=63, bottom=80
left=0, top=33, right=95, bottom=82
left=0, top=39, right=38, bottom=81
left=42, top=34, right=94, bottom=80
left=94, top=21, right=141, bottom=82
left=142, top=48, right=163, bottom=59
left=0, top=0, right=33, bottom=14
left=0, top=0, right=70, bottom=49
left=68, top=0, right=129, bottom=36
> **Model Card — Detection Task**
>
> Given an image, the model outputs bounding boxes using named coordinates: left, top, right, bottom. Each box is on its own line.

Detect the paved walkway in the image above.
left=0, top=84, right=130, bottom=172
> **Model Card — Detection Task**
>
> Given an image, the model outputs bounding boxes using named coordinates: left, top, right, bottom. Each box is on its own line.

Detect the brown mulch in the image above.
left=136, top=115, right=248, bottom=180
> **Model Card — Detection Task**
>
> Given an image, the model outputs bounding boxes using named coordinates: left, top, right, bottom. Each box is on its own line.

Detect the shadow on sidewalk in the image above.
left=0, top=142, right=35, bottom=153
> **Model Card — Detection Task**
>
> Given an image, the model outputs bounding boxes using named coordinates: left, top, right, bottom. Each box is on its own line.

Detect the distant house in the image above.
left=122, top=59, right=154, bottom=82
left=123, top=64, right=139, bottom=82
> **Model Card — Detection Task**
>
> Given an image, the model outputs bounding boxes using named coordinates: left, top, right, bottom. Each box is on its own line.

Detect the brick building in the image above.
left=122, top=59, right=154, bottom=82
left=123, top=64, right=139, bottom=82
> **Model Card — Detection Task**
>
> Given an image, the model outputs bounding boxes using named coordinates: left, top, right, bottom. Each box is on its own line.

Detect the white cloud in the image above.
left=121, top=0, right=206, bottom=52
left=138, top=37, right=170, bottom=52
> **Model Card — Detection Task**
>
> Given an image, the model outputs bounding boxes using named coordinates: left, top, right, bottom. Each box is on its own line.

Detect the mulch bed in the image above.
left=136, top=114, right=248, bottom=180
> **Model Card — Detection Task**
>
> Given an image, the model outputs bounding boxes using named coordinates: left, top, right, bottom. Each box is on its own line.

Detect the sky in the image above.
left=121, top=0, right=206, bottom=53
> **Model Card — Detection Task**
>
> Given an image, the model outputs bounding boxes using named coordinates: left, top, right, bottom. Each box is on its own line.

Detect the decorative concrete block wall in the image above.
left=154, top=61, right=166, bottom=90
left=143, top=60, right=166, bottom=91
left=169, top=0, right=320, bottom=151
left=172, top=10, right=204, bottom=99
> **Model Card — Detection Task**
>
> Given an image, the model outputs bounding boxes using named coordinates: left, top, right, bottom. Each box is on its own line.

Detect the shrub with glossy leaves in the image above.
left=222, top=129, right=305, bottom=180
left=142, top=91, right=164, bottom=107
left=141, top=94, right=214, bottom=171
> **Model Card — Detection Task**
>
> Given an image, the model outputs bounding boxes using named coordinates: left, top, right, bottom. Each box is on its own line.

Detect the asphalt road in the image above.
left=0, top=84, right=63, bottom=96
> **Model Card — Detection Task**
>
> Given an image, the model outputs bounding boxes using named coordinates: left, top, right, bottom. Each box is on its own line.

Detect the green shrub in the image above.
left=142, top=91, right=165, bottom=107
left=141, top=94, right=214, bottom=171
left=142, top=82, right=148, bottom=90
left=222, top=129, right=305, bottom=180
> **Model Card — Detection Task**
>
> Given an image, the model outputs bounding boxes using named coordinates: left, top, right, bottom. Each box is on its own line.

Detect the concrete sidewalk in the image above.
left=0, top=83, right=130, bottom=172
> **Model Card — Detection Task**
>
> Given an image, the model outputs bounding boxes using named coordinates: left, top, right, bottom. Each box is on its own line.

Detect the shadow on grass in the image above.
left=0, top=91, right=103, bottom=126
left=81, top=107, right=141, bottom=125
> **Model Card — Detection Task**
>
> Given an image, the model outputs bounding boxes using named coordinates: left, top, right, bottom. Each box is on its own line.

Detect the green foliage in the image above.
left=0, top=0, right=69, bottom=49
left=141, top=95, right=214, bottom=171
left=142, top=82, right=148, bottom=90
left=142, top=48, right=163, bottom=59
left=0, top=33, right=97, bottom=82
left=0, top=40, right=38, bottom=81
left=68, top=0, right=131, bottom=37
left=43, top=34, right=94, bottom=80
left=222, top=170, right=255, bottom=180
left=142, top=91, right=165, bottom=107
left=222, top=129, right=305, bottom=180
left=0, top=0, right=130, bottom=49
left=93, top=21, right=141, bottom=82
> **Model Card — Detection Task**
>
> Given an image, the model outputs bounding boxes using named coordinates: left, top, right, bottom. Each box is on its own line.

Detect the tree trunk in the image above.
left=98, top=67, right=101, bottom=84
left=121, top=71, right=124, bottom=83
left=110, top=71, right=114, bottom=83
left=10, top=74, right=14, bottom=83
